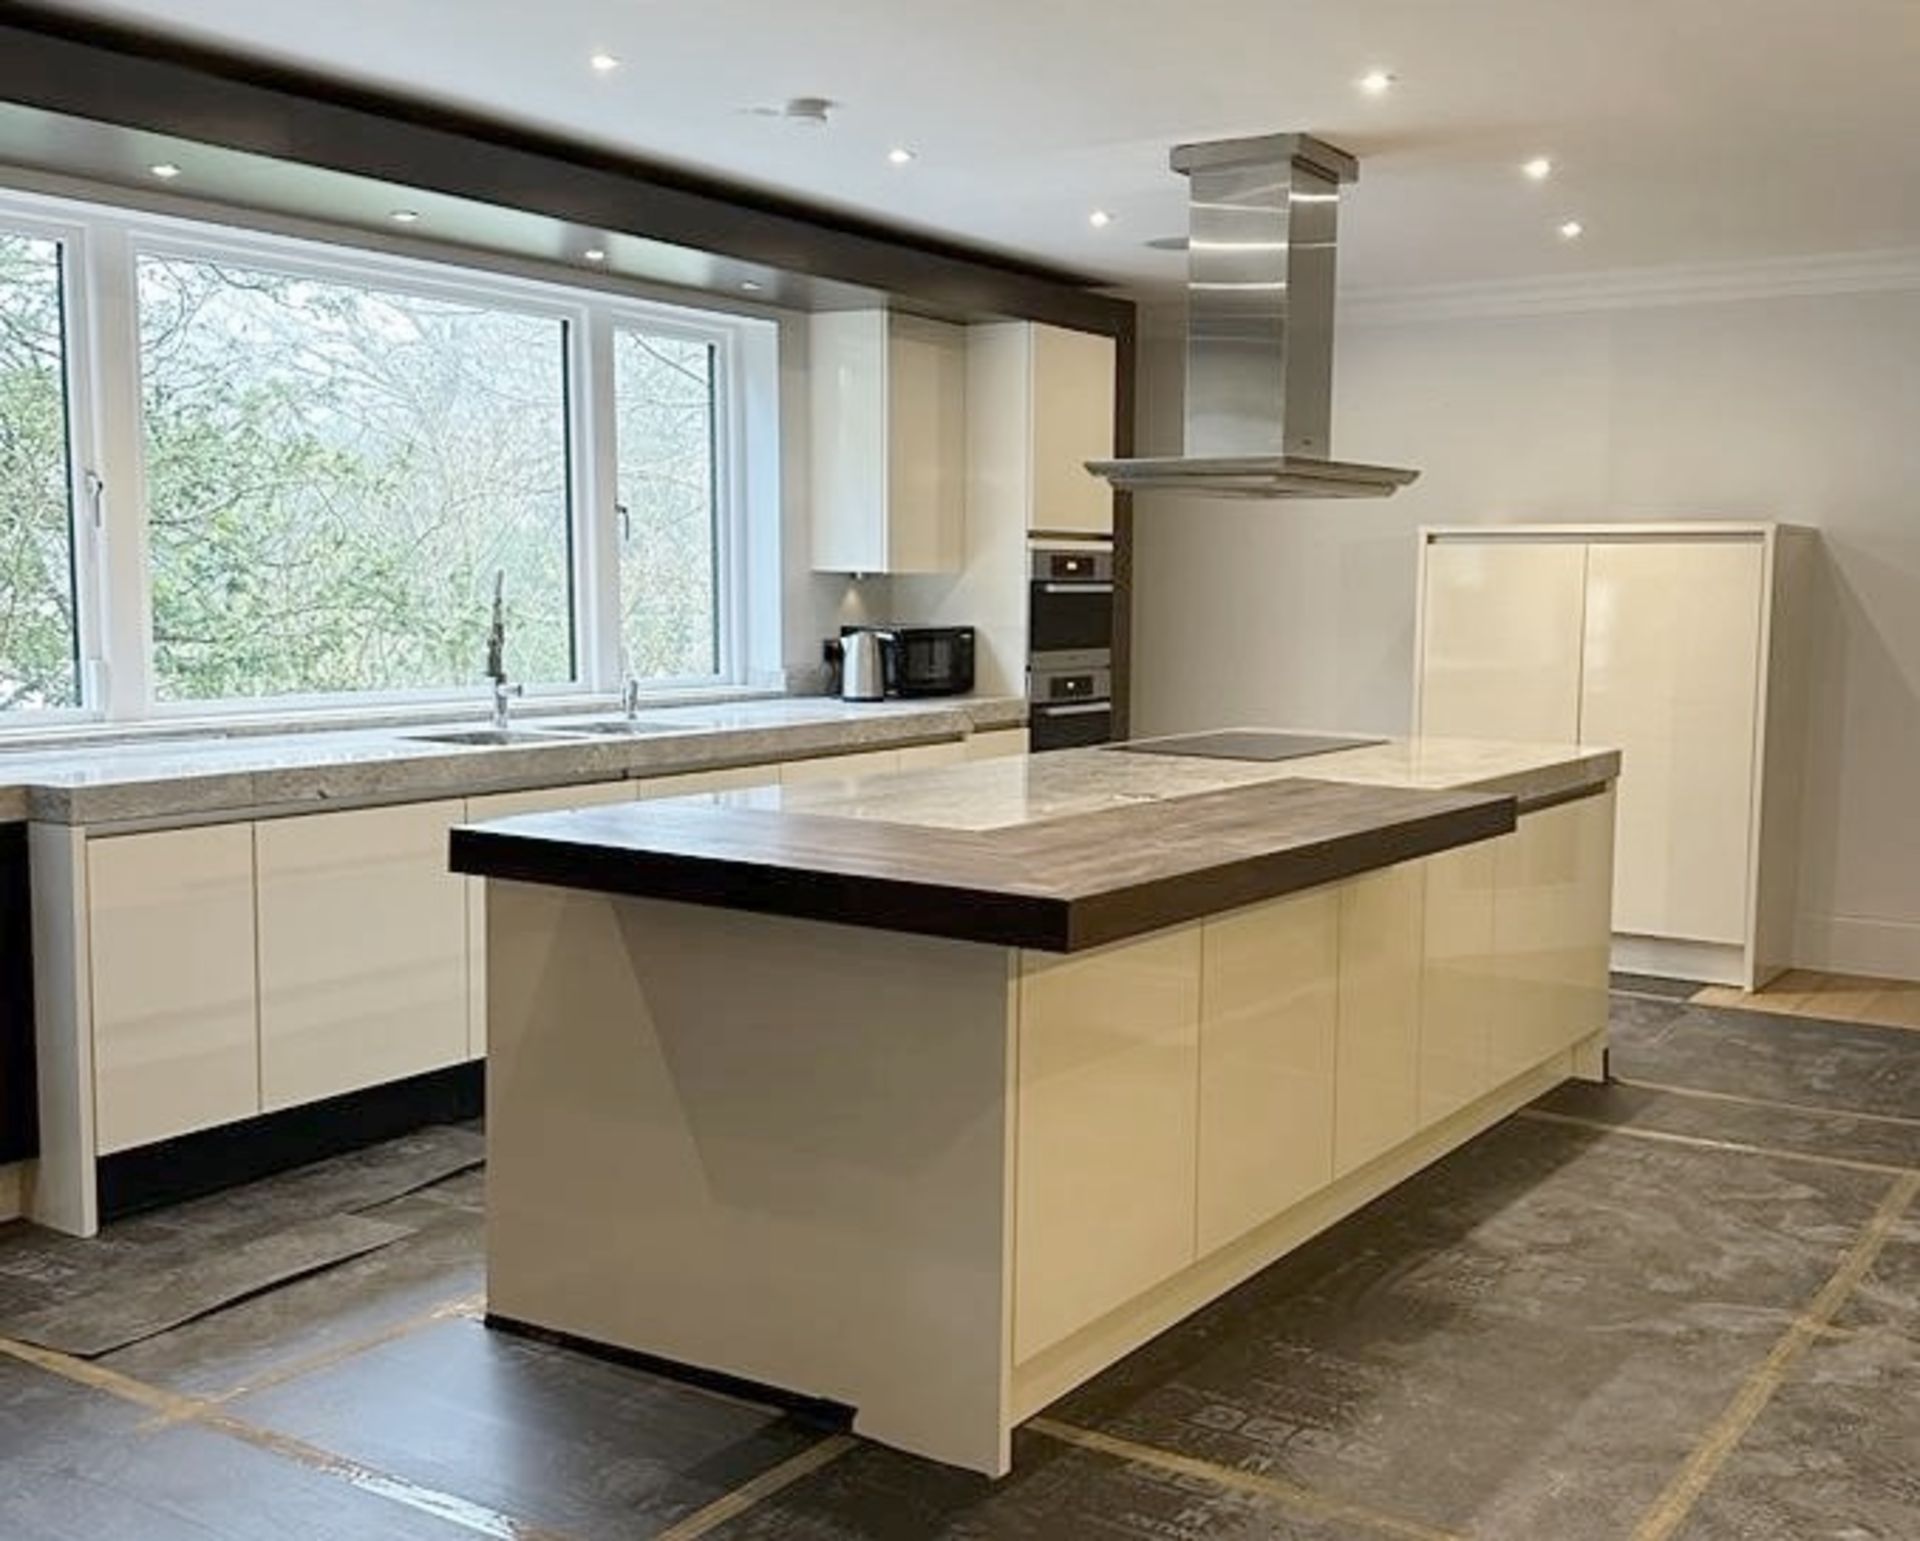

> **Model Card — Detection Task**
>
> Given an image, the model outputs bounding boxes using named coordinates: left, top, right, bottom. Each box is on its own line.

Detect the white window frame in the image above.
left=0, top=206, right=105, bottom=724
left=0, top=183, right=773, bottom=730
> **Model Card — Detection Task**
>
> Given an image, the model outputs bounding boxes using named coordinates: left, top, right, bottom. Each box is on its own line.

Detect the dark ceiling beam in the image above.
left=0, top=4, right=1132, bottom=335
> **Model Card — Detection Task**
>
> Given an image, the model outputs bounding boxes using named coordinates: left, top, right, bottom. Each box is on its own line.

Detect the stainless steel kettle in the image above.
left=840, top=629, right=891, bottom=702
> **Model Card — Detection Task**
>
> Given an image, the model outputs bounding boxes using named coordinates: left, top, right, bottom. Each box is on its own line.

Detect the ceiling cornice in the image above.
left=1338, top=247, right=1920, bottom=325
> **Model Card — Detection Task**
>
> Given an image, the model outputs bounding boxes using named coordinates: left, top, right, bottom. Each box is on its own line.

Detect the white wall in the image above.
left=1132, top=285, right=1920, bottom=979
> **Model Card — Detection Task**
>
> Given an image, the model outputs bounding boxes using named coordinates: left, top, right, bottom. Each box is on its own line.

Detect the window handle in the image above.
left=617, top=503, right=632, bottom=544
left=85, top=471, right=107, bottom=530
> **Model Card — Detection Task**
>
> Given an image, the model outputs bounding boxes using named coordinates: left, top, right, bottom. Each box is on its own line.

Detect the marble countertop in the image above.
left=0, top=695, right=1028, bottom=827
left=451, top=734, right=1619, bottom=951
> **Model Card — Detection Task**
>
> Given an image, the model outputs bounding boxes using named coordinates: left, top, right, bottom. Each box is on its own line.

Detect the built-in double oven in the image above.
left=1027, top=543, right=1115, bottom=751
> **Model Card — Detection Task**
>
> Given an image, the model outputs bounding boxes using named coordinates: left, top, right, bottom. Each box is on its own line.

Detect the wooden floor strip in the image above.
left=1609, top=1075, right=1920, bottom=1132
left=1517, top=1108, right=1920, bottom=1177
left=1029, top=1417, right=1464, bottom=1541
left=1629, top=1172, right=1920, bottom=1541
left=650, top=1433, right=859, bottom=1540
left=0, top=1333, right=574, bottom=1541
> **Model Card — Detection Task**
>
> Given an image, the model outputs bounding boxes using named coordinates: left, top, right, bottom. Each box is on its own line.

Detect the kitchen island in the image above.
left=452, top=735, right=1619, bottom=1475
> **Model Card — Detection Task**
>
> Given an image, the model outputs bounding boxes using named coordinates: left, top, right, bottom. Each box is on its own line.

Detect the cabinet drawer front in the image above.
left=1420, top=540, right=1587, bottom=742
left=1580, top=540, right=1762, bottom=943
left=257, top=800, right=469, bottom=1111
left=1015, top=927, right=1200, bottom=1362
left=1197, top=890, right=1338, bottom=1255
left=89, top=826, right=259, bottom=1153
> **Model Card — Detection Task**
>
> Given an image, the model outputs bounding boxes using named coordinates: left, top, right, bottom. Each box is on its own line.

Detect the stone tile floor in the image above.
left=3, top=984, right=1917, bottom=1540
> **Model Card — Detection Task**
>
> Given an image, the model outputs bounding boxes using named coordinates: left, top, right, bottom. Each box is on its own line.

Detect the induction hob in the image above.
left=1109, top=730, right=1387, bottom=763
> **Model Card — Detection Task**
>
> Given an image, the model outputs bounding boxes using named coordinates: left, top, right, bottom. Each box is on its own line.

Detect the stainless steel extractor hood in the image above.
left=1089, top=133, right=1419, bottom=500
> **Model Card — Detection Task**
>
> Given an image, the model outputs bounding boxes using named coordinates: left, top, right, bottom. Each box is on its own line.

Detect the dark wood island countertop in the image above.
left=450, top=759, right=1549, bottom=951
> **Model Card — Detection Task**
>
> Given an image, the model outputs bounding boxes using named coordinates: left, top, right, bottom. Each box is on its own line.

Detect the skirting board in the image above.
left=1009, top=1047, right=1581, bottom=1422
left=1793, top=913, right=1920, bottom=984
left=1612, top=934, right=1746, bottom=987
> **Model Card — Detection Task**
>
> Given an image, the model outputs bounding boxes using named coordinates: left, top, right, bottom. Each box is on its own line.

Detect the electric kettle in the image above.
left=840, top=628, right=892, bottom=702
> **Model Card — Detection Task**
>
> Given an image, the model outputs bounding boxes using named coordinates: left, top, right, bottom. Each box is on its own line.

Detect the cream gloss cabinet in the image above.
left=88, top=825, right=260, bottom=1154
left=255, top=800, right=471, bottom=1110
left=809, top=311, right=966, bottom=574
left=967, top=322, right=1117, bottom=538
left=1415, top=523, right=1811, bottom=988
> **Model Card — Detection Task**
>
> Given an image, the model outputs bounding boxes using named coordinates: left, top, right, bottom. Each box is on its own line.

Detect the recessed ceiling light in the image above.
left=149, top=162, right=182, bottom=180
left=739, top=280, right=764, bottom=293
left=389, top=209, right=421, bottom=224
left=589, top=52, right=620, bottom=72
left=1523, top=156, right=1554, bottom=181
left=1088, top=209, right=1114, bottom=229
left=1358, top=69, right=1396, bottom=95
left=583, top=248, right=607, bottom=263
left=887, top=147, right=916, bottom=166
left=1558, top=219, right=1585, bottom=240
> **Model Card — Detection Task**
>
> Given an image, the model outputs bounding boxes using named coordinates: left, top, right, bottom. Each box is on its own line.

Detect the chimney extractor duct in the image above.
left=1089, top=133, right=1419, bottom=500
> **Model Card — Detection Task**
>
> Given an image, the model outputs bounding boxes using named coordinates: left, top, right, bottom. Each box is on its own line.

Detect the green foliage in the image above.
left=0, top=234, right=79, bottom=711
left=0, top=242, right=725, bottom=716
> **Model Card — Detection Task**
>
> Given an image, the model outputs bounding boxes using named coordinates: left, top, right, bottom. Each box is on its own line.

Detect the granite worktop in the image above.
left=0, top=695, right=1028, bottom=827
left=451, top=734, right=1619, bottom=951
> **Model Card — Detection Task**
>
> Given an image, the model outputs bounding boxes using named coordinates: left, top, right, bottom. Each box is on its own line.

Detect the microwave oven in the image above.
left=840, top=625, right=976, bottom=698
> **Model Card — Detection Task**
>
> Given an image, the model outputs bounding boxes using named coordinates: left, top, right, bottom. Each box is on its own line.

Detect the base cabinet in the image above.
left=256, top=800, right=470, bottom=1111
left=88, top=826, right=259, bottom=1153
left=1197, top=889, right=1338, bottom=1255
left=1014, top=928, right=1200, bottom=1363
left=965, top=729, right=1029, bottom=760
left=1419, top=841, right=1499, bottom=1124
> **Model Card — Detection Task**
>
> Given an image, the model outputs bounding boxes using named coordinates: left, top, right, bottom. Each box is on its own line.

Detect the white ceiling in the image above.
left=37, top=0, right=1920, bottom=295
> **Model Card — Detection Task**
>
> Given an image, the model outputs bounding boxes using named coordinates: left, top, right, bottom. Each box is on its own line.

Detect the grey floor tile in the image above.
left=1609, top=994, right=1920, bottom=1120
left=1677, top=1220, right=1920, bottom=1540
left=1534, top=1078, right=1920, bottom=1171
left=100, top=1192, right=484, bottom=1396
left=1049, top=1117, right=1888, bottom=1540
left=705, top=1428, right=1383, bottom=1541
left=0, top=1353, right=474, bottom=1541
left=230, top=1315, right=825, bottom=1540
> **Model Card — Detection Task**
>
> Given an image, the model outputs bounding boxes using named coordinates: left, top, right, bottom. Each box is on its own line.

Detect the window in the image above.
left=137, top=254, right=575, bottom=703
left=614, top=327, right=718, bottom=681
left=0, top=185, right=772, bottom=728
left=0, top=230, right=81, bottom=712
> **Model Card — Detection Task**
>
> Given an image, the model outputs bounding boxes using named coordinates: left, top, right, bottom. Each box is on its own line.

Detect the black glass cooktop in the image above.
left=1109, top=731, right=1387, bottom=763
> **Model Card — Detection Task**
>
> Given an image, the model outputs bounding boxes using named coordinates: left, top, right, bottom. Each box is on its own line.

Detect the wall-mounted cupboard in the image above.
left=1415, top=522, right=1811, bottom=987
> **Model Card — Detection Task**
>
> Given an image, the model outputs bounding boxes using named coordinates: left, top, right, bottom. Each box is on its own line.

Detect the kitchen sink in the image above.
left=407, top=728, right=591, bottom=747
left=565, top=719, right=704, bottom=737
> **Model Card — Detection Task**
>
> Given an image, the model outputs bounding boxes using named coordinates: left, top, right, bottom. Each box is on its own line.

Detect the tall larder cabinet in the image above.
left=1415, top=522, right=1813, bottom=989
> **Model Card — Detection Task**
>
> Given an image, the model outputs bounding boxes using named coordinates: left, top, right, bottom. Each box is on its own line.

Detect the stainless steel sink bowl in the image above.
left=406, top=728, right=590, bottom=747
left=565, top=720, right=705, bottom=737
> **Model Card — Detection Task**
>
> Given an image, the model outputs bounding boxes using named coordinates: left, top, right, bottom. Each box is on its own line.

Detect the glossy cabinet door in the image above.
left=1014, top=927, right=1200, bottom=1362
left=256, top=800, right=470, bottom=1110
left=1419, top=840, right=1499, bottom=1125
left=1491, top=792, right=1615, bottom=1075
left=88, top=825, right=259, bottom=1153
left=778, top=749, right=902, bottom=785
left=1028, top=325, right=1116, bottom=536
left=1197, top=889, right=1338, bottom=1255
left=1334, top=862, right=1426, bottom=1176
left=1580, top=540, right=1763, bottom=942
left=1419, top=540, right=1587, bottom=742
left=965, top=728, right=1030, bottom=760
left=885, top=315, right=967, bottom=572
left=464, top=781, right=633, bottom=1058
left=810, top=311, right=965, bottom=573
left=896, top=740, right=968, bottom=771
left=635, top=765, right=778, bottom=799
